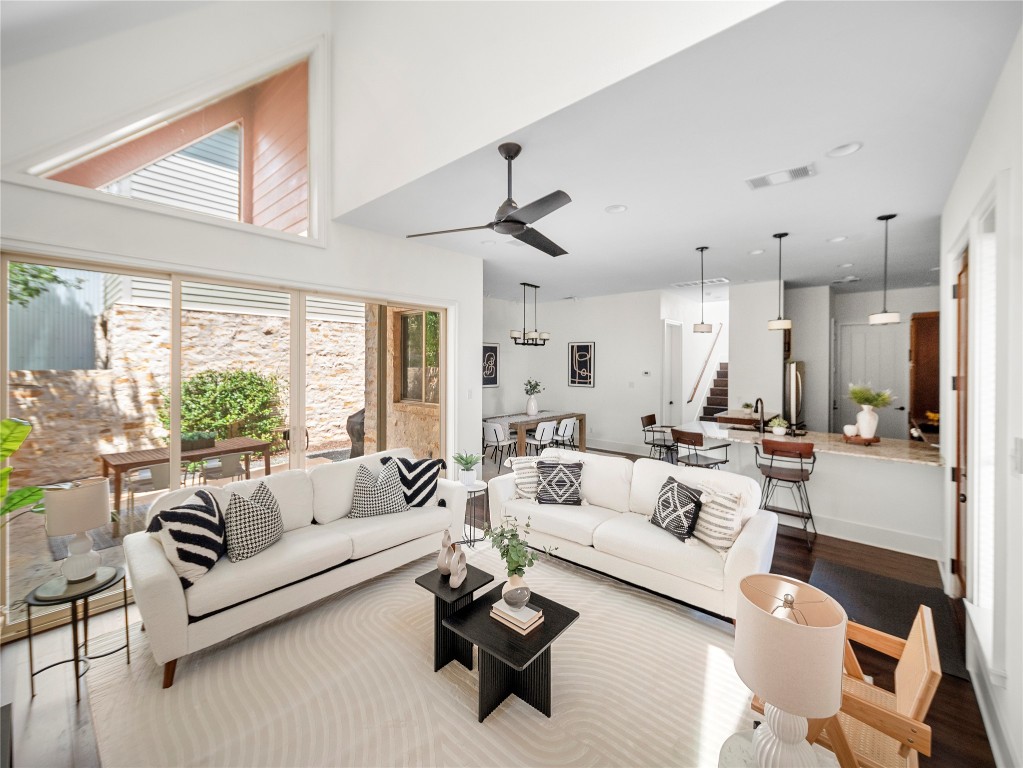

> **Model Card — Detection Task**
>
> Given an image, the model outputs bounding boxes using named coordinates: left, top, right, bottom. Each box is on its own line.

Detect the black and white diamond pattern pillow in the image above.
left=650, top=478, right=703, bottom=542
left=536, top=461, right=583, bottom=505
left=382, top=457, right=446, bottom=507
left=349, top=461, right=410, bottom=518
left=147, top=489, right=225, bottom=588
left=224, top=482, right=283, bottom=562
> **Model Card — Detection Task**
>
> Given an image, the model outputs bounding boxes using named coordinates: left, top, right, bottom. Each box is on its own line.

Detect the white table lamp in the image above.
left=734, top=573, right=847, bottom=768
left=44, top=478, right=111, bottom=582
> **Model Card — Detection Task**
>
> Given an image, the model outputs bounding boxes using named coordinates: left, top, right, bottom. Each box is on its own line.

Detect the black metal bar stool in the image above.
left=754, top=438, right=817, bottom=549
left=670, top=429, right=729, bottom=469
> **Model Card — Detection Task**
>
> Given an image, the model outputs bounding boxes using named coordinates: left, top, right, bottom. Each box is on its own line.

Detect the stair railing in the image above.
left=687, top=323, right=725, bottom=404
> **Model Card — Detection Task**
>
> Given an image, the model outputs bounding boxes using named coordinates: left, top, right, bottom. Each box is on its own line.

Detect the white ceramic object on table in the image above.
left=437, top=530, right=454, bottom=576
left=448, top=545, right=467, bottom=589
left=856, top=405, right=879, bottom=439
left=843, top=424, right=858, bottom=437
left=772, top=426, right=787, bottom=436
left=459, top=468, right=476, bottom=485
left=526, top=395, right=538, bottom=416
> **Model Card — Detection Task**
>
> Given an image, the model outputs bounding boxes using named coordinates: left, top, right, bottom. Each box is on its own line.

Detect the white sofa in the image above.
left=488, top=448, right=777, bottom=620
left=123, top=448, right=466, bottom=687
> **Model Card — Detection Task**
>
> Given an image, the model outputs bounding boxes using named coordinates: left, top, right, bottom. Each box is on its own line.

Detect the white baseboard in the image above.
left=778, top=515, right=943, bottom=561
left=965, top=620, right=1019, bottom=768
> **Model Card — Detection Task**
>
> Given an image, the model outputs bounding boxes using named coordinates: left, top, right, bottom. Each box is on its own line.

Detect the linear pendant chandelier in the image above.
left=694, top=246, right=712, bottom=333
left=869, top=214, right=901, bottom=325
left=767, top=232, right=792, bottom=331
left=509, top=282, right=550, bottom=346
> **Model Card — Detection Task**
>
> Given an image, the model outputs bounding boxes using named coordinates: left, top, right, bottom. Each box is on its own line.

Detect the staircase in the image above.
left=700, top=362, right=729, bottom=422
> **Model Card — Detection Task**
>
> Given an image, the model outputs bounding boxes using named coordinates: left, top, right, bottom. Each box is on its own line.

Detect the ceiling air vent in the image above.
left=672, top=277, right=730, bottom=289
left=745, top=163, right=817, bottom=190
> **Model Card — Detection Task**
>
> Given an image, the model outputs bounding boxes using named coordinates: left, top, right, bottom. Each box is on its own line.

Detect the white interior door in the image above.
left=663, top=321, right=684, bottom=425
left=836, top=322, right=908, bottom=439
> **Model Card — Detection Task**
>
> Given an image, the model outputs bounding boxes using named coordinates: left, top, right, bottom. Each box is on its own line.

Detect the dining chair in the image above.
left=125, top=462, right=172, bottom=533
left=483, top=421, right=516, bottom=468
left=552, top=418, right=578, bottom=449
left=670, top=429, right=728, bottom=469
left=526, top=420, right=557, bottom=455
left=201, top=452, right=246, bottom=483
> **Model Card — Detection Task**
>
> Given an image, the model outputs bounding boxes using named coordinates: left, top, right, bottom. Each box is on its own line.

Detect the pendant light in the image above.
left=767, top=232, right=792, bottom=331
left=509, top=282, right=550, bottom=346
left=868, top=214, right=901, bottom=325
left=693, top=246, right=712, bottom=333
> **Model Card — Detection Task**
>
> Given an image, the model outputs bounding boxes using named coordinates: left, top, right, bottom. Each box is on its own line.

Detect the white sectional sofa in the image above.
left=488, top=448, right=777, bottom=620
left=124, top=448, right=466, bottom=687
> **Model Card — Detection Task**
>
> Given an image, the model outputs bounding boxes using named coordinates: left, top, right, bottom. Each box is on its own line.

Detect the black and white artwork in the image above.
left=482, top=343, right=499, bottom=388
left=569, top=342, right=594, bottom=387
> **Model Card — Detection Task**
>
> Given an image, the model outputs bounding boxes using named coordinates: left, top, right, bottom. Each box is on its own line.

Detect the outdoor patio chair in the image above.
left=125, top=462, right=172, bottom=533
left=201, top=453, right=246, bottom=483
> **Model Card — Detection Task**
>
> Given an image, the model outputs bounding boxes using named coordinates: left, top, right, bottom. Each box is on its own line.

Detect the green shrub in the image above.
left=160, top=370, right=284, bottom=446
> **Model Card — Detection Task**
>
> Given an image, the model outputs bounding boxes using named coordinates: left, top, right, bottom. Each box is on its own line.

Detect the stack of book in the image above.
left=491, top=599, right=544, bottom=635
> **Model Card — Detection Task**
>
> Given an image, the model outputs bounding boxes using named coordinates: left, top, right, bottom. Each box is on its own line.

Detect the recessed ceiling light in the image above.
left=929, top=266, right=940, bottom=272
left=749, top=249, right=765, bottom=256
left=481, top=240, right=496, bottom=246
left=604, top=204, right=628, bottom=214
left=507, top=240, right=525, bottom=247
left=826, top=142, right=863, bottom=158
left=827, top=235, right=848, bottom=243
left=838, top=263, right=854, bottom=269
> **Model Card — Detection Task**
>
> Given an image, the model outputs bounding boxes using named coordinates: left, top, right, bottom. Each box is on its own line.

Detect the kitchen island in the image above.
left=682, top=423, right=944, bottom=560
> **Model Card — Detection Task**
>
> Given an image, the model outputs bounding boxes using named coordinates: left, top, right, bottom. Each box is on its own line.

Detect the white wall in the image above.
left=0, top=1, right=486, bottom=461
left=727, top=281, right=784, bottom=414
left=939, top=30, right=1022, bottom=768
left=330, top=0, right=775, bottom=216
left=785, top=286, right=830, bottom=432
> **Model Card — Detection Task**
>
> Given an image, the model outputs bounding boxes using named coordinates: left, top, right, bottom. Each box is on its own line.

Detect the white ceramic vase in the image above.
left=526, top=395, right=538, bottom=416
left=772, top=426, right=787, bottom=436
left=502, top=573, right=531, bottom=610
left=856, top=404, right=879, bottom=439
left=437, top=530, right=455, bottom=576
left=448, top=545, right=468, bottom=589
left=459, top=468, right=476, bottom=486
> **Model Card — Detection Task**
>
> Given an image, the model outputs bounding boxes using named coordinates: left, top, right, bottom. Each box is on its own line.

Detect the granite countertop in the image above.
left=721, top=428, right=944, bottom=467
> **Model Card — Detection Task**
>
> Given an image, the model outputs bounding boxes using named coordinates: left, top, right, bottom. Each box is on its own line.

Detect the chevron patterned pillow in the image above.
left=650, top=479, right=703, bottom=542
left=147, top=489, right=225, bottom=587
left=535, top=461, right=583, bottom=505
left=382, top=457, right=446, bottom=507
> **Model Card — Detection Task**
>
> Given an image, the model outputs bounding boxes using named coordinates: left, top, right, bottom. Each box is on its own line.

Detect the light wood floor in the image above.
left=1, top=448, right=993, bottom=767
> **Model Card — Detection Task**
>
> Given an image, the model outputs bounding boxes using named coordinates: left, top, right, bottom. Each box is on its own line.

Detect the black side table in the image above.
left=25, top=565, right=130, bottom=703
left=415, top=564, right=494, bottom=672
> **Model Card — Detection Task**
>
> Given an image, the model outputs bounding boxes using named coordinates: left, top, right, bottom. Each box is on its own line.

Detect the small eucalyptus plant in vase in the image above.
left=524, top=378, right=544, bottom=417
left=484, top=516, right=553, bottom=610
left=848, top=384, right=893, bottom=440
left=452, top=451, right=483, bottom=486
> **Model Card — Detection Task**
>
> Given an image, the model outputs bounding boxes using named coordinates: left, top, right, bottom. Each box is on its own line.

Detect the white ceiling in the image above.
left=341, top=1, right=1022, bottom=302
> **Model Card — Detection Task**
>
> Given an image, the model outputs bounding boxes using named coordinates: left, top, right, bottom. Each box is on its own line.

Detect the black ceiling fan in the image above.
left=406, top=142, right=571, bottom=257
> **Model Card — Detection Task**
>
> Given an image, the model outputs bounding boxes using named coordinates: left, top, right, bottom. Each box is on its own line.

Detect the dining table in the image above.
left=99, top=436, right=272, bottom=536
left=484, top=410, right=587, bottom=459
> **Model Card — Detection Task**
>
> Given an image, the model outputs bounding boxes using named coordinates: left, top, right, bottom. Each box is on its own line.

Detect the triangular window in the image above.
left=38, top=60, right=308, bottom=236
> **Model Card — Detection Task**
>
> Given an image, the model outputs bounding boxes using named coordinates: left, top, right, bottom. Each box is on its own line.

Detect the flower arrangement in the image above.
left=452, top=451, right=483, bottom=470
left=524, top=379, right=544, bottom=396
left=768, top=416, right=788, bottom=428
left=848, top=384, right=894, bottom=408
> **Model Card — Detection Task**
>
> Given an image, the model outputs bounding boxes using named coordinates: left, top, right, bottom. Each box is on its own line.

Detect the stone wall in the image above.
left=8, top=303, right=367, bottom=485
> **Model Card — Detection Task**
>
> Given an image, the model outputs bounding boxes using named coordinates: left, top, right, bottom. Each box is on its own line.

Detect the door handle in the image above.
left=959, top=493, right=967, bottom=503
left=895, top=406, right=906, bottom=411
left=669, top=400, right=674, bottom=405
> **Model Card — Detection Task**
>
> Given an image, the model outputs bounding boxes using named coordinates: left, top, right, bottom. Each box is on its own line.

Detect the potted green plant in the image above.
left=1, top=419, right=45, bottom=527
left=452, top=450, right=483, bottom=485
left=742, top=401, right=754, bottom=416
left=524, top=378, right=544, bottom=416
left=181, top=430, right=216, bottom=452
left=484, top=516, right=549, bottom=610
left=768, top=416, right=789, bottom=436
left=848, top=384, right=893, bottom=439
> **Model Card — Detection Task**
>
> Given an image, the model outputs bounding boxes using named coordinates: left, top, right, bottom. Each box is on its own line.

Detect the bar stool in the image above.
left=641, top=414, right=672, bottom=459
left=754, top=439, right=817, bottom=549
left=670, top=429, right=729, bottom=469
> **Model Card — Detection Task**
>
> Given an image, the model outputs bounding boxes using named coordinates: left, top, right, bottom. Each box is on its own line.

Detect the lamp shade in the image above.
left=767, top=318, right=792, bottom=331
left=44, top=478, right=111, bottom=537
left=734, top=573, right=847, bottom=719
left=868, top=311, right=901, bottom=325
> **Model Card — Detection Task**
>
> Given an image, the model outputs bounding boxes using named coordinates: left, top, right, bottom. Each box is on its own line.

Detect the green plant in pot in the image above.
left=524, top=378, right=543, bottom=416
left=484, top=516, right=549, bottom=610
left=180, top=430, right=217, bottom=452
left=742, top=401, right=754, bottom=416
left=768, top=416, right=789, bottom=435
left=452, top=451, right=483, bottom=486
left=848, top=384, right=893, bottom=440
left=1, top=419, right=45, bottom=527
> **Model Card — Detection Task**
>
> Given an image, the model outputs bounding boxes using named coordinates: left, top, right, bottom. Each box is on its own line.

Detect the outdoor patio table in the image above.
left=100, top=437, right=272, bottom=536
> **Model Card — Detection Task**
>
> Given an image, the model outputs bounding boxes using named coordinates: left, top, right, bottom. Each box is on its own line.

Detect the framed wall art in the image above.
left=569, top=342, right=594, bottom=387
left=482, top=343, right=500, bottom=387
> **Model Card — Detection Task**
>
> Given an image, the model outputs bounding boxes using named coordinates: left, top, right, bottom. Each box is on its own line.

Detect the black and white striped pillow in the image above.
left=224, top=482, right=284, bottom=562
left=536, top=461, right=583, bottom=505
left=146, top=489, right=225, bottom=588
left=650, top=479, right=703, bottom=542
left=349, top=461, right=410, bottom=518
left=382, top=457, right=446, bottom=507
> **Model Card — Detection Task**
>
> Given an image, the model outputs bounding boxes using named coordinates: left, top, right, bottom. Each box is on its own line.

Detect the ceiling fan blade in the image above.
left=406, top=223, right=494, bottom=239
left=505, top=190, right=571, bottom=226
left=513, top=227, right=568, bottom=257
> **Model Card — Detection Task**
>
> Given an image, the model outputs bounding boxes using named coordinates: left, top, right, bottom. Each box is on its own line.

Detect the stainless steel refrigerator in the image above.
left=784, top=361, right=805, bottom=428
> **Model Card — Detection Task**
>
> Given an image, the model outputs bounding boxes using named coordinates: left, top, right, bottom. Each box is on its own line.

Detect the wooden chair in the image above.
left=752, top=605, right=941, bottom=768
left=755, top=438, right=817, bottom=549
left=669, top=428, right=728, bottom=469
left=641, top=414, right=672, bottom=459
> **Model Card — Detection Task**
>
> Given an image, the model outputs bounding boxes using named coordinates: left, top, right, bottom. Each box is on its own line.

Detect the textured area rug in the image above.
left=87, top=548, right=753, bottom=767
left=809, top=558, right=968, bottom=679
